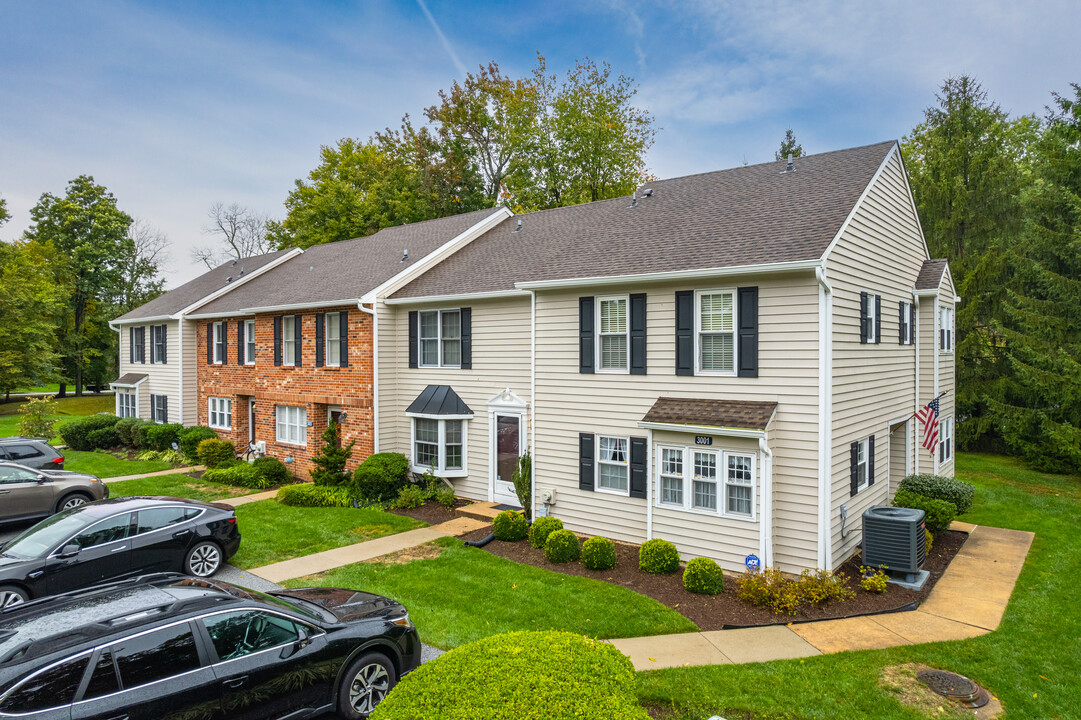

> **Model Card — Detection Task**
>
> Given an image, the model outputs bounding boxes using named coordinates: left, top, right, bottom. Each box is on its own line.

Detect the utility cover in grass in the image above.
left=370, top=631, right=649, bottom=720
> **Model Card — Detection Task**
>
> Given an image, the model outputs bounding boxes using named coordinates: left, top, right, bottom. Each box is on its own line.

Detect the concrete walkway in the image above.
left=217, top=489, right=279, bottom=507
left=608, top=522, right=1034, bottom=671
left=248, top=516, right=489, bottom=584
left=106, top=466, right=204, bottom=482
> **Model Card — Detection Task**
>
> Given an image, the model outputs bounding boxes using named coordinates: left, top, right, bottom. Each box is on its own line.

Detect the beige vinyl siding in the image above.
left=534, top=273, right=821, bottom=574
left=179, top=320, right=199, bottom=425
left=378, top=297, right=532, bottom=502
left=827, top=149, right=928, bottom=565
left=141, top=320, right=182, bottom=424
left=936, top=270, right=956, bottom=477
left=888, top=420, right=909, bottom=502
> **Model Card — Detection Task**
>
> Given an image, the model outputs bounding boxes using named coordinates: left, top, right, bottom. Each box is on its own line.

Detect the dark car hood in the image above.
left=277, top=587, right=405, bottom=623
left=0, top=554, right=33, bottom=573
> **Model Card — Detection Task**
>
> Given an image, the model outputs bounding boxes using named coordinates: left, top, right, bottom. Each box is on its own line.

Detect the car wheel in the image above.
left=0, top=586, right=28, bottom=609
left=56, top=493, right=92, bottom=513
left=339, top=651, right=396, bottom=718
left=185, top=541, right=222, bottom=577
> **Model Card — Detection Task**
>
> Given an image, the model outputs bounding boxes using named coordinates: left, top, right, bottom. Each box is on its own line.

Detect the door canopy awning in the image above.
left=406, top=385, right=474, bottom=418
left=639, top=397, right=777, bottom=436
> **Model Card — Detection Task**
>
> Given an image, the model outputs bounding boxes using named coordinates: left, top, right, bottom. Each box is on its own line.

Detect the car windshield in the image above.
left=1, top=513, right=89, bottom=559
left=171, top=579, right=322, bottom=622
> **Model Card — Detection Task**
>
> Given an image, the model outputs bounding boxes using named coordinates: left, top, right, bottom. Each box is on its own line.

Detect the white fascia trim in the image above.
left=514, top=259, right=822, bottom=291
left=173, top=248, right=304, bottom=318
left=914, top=288, right=940, bottom=298
left=111, top=315, right=173, bottom=327
left=187, top=298, right=359, bottom=319
left=636, top=421, right=767, bottom=440
left=816, top=261, right=833, bottom=570
left=821, top=143, right=899, bottom=262
left=110, top=377, right=148, bottom=388
left=364, top=207, right=513, bottom=303
left=384, top=289, right=530, bottom=305
left=405, top=412, right=475, bottom=421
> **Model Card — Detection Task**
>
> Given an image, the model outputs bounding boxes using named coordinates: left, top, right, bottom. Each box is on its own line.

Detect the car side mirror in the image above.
left=279, top=628, right=311, bottom=660
left=36, top=475, right=48, bottom=484
left=58, top=543, right=80, bottom=559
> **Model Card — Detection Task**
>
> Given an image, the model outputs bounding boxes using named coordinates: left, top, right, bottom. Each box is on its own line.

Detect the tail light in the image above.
left=227, top=517, right=237, bottom=524
left=52, top=457, right=64, bottom=464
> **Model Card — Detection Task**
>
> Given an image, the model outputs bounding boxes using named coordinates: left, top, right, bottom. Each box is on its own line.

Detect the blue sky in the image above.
left=2, top=0, right=1078, bottom=285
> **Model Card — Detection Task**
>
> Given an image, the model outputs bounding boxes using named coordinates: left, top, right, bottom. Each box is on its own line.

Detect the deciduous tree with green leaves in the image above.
left=0, top=241, right=62, bottom=400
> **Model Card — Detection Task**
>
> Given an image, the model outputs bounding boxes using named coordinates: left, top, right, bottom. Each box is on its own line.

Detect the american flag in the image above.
left=916, top=396, right=941, bottom=455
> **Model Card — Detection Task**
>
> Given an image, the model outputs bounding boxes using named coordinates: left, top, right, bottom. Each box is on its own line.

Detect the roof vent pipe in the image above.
left=513, top=219, right=522, bottom=233
left=786, top=154, right=794, bottom=172
left=401, top=249, right=409, bottom=262
left=629, top=191, right=637, bottom=208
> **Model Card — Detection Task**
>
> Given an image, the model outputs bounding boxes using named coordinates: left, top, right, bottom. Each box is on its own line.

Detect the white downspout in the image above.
left=529, top=290, right=537, bottom=522
left=646, top=428, right=654, bottom=541
left=912, top=294, right=921, bottom=476
left=758, top=436, right=773, bottom=567
left=357, top=301, right=378, bottom=454
left=933, top=297, right=940, bottom=474
left=176, top=317, right=185, bottom=426
left=815, top=264, right=833, bottom=570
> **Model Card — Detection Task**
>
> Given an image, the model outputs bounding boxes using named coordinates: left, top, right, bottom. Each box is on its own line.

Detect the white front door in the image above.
left=492, top=413, right=523, bottom=506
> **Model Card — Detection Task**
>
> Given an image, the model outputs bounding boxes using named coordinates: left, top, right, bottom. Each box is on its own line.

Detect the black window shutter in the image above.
left=460, top=307, right=472, bottom=369
left=578, top=433, right=595, bottom=491
left=237, top=321, right=245, bottom=364
left=293, top=315, right=303, bottom=366
left=161, top=325, right=167, bottom=363
left=579, top=297, right=595, bottom=374
left=629, top=294, right=646, bottom=375
left=629, top=437, right=647, bottom=498
left=737, top=286, right=759, bottom=378
left=909, top=303, right=916, bottom=345
left=675, top=290, right=694, bottom=376
left=129, top=328, right=135, bottom=364
left=868, top=435, right=876, bottom=485
left=940, top=325, right=945, bottom=350
left=220, top=322, right=228, bottom=365
left=408, top=310, right=418, bottom=369
left=859, top=292, right=869, bottom=344
left=207, top=323, right=213, bottom=364
left=339, top=311, right=349, bottom=367
left=162, top=395, right=168, bottom=423
left=874, top=295, right=882, bottom=344
left=315, top=313, right=325, bottom=367
left=139, top=327, right=145, bottom=363
left=850, top=441, right=859, bottom=496
left=898, top=302, right=906, bottom=344
left=273, top=316, right=282, bottom=366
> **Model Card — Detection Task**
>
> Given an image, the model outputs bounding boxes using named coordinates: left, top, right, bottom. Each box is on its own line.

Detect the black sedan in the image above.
left=0, top=496, right=240, bottom=608
left=0, top=573, right=419, bottom=719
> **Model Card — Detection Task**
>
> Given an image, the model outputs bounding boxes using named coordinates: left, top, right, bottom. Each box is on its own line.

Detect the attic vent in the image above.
left=231, top=259, right=237, bottom=266
left=642, top=188, right=653, bottom=197
left=401, top=249, right=409, bottom=262
left=225, top=276, right=233, bottom=283
left=513, top=219, right=522, bottom=233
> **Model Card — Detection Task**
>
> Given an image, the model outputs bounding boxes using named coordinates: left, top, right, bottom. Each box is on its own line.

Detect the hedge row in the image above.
left=276, top=484, right=353, bottom=507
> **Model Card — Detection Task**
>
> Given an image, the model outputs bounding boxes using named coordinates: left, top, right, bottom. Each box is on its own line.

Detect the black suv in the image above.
left=0, top=574, right=420, bottom=719
left=0, top=439, right=63, bottom=471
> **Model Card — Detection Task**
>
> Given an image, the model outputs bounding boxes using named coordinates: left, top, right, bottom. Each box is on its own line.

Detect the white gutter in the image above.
left=815, top=263, right=833, bottom=570
left=187, top=298, right=361, bottom=319
left=357, top=302, right=378, bottom=453
left=514, top=259, right=821, bottom=291
left=635, top=421, right=767, bottom=440
left=758, top=436, right=774, bottom=567
left=111, top=315, right=173, bottom=327
left=529, top=289, right=536, bottom=522
left=384, top=289, right=530, bottom=306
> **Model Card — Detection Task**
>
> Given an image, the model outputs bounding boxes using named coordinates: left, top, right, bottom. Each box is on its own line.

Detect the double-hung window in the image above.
left=863, top=292, right=880, bottom=343
left=212, top=322, right=224, bottom=364
left=726, top=454, right=754, bottom=515
left=118, top=392, right=136, bottom=418
left=939, top=305, right=954, bottom=351
left=325, top=312, right=341, bottom=366
left=899, top=301, right=912, bottom=345
left=597, top=296, right=628, bottom=371
left=208, top=397, right=232, bottom=429
left=939, top=417, right=954, bottom=463
left=411, top=418, right=466, bottom=474
left=151, top=395, right=168, bottom=423
left=659, top=448, right=684, bottom=505
left=597, top=435, right=629, bottom=493
left=150, top=324, right=167, bottom=363
left=244, top=320, right=255, bottom=365
left=131, top=327, right=145, bottom=363
left=275, top=405, right=306, bottom=445
left=697, top=290, right=736, bottom=374
left=418, top=310, right=461, bottom=367
left=283, top=316, right=296, bottom=366
left=692, top=451, right=718, bottom=510
left=657, top=445, right=756, bottom=519
left=856, top=437, right=870, bottom=491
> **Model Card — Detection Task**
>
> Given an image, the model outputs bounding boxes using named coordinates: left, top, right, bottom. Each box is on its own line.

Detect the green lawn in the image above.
left=229, top=500, right=425, bottom=570
left=635, top=453, right=1080, bottom=720
left=8, top=384, right=62, bottom=394
left=108, top=473, right=260, bottom=502
left=0, top=395, right=114, bottom=442
left=284, top=536, right=698, bottom=650
left=64, top=450, right=175, bottom=478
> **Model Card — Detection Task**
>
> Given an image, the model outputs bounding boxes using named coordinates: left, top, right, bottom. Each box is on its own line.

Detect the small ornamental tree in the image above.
left=311, top=421, right=354, bottom=486
left=17, top=395, right=58, bottom=439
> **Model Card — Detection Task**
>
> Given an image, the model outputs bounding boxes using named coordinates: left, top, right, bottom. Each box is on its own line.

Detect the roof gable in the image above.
left=915, top=259, right=949, bottom=290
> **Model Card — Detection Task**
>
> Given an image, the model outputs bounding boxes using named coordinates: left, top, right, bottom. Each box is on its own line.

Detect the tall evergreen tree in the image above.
left=774, top=129, right=803, bottom=161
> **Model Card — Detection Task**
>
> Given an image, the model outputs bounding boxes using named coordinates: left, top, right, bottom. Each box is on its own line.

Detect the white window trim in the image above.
left=325, top=312, right=341, bottom=367
left=150, top=394, right=168, bottom=424
left=208, top=397, right=232, bottom=430
left=856, top=437, right=870, bottom=491
left=417, top=309, right=462, bottom=369
left=212, top=322, right=224, bottom=364
left=900, top=301, right=912, bottom=346
left=283, top=315, right=296, bottom=367
left=654, top=444, right=758, bottom=522
left=244, top=319, right=255, bottom=365
left=150, top=324, right=167, bottom=364
left=275, top=404, right=307, bottom=446
left=132, top=327, right=145, bottom=364
left=939, top=305, right=954, bottom=353
left=866, top=292, right=879, bottom=343
left=694, top=288, right=738, bottom=376
left=117, top=391, right=137, bottom=418
left=596, top=295, right=630, bottom=374
left=595, top=434, right=631, bottom=496
left=939, top=417, right=954, bottom=463
left=408, top=415, right=469, bottom=477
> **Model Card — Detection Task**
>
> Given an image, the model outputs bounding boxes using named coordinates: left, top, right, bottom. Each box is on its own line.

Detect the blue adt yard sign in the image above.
left=745, top=554, right=761, bottom=571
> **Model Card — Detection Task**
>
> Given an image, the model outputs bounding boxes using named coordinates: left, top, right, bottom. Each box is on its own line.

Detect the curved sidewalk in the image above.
left=608, top=522, right=1034, bottom=671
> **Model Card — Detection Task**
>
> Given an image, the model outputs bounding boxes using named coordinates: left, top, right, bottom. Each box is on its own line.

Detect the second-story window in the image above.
left=244, top=320, right=255, bottom=364
left=939, top=305, right=954, bottom=352
left=212, top=322, right=224, bottom=364
left=326, top=312, right=341, bottom=366
left=418, top=310, right=461, bottom=368
left=283, top=315, right=296, bottom=366
left=899, top=301, right=913, bottom=345
left=597, top=296, right=628, bottom=372
left=150, top=324, right=167, bottom=363
left=697, top=290, right=735, bottom=374
left=861, top=292, right=881, bottom=344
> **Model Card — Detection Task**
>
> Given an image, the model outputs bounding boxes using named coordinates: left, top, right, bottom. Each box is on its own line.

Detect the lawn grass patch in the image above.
left=108, top=473, right=258, bottom=502
left=229, top=500, right=425, bottom=570
left=635, top=452, right=1081, bottom=720
left=64, top=450, right=174, bottom=478
left=0, top=395, right=114, bottom=442
left=284, top=536, right=698, bottom=650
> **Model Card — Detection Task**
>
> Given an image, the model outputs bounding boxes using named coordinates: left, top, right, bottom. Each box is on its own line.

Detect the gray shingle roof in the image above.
left=111, top=373, right=148, bottom=386
left=915, top=259, right=949, bottom=290
left=113, top=249, right=294, bottom=322
left=642, top=397, right=778, bottom=431
left=406, top=385, right=473, bottom=416
left=193, top=208, right=502, bottom=316
left=393, top=141, right=897, bottom=298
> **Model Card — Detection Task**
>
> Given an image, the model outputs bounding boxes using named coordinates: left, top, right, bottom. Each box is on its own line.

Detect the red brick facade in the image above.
left=196, top=305, right=374, bottom=478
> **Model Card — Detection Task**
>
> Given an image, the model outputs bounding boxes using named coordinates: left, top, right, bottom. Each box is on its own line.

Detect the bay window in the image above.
left=118, top=392, right=136, bottom=418
left=410, top=417, right=467, bottom=475
left=656, top=444, right=757, bottom=520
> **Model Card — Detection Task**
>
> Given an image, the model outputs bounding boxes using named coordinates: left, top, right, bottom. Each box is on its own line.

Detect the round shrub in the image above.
left=581, top=536, right=617, bottom=571
left=393, top=484, right=428, bottom=509
left=276, top=483, right=352, bottom=507
left=179, top=426, right=217, bottom=459
left=85, top=426, right=120, bottom=450
left=252, top=456, right=290, bottom=486
left=142, top=423, right=183, bottom=452
left=492, top=510, right=527, bottom=541
left=202, top=463, right=272, bottom=489
left=527, top=516, right=563, bottom=549
left=544, top=529, right=581, bottom=563
left=683, top=557, right=724, bottom=595
left=197, top=438, right=235, bottom=469
left=639, top=538, right=680, bottom=574
left=58, top=414, right=121, bottom=451
left=369, top=631, right=648, bottom=720
left=353, top=452, right=409, bottom=502
left=893, top=489, right=957, bottom=534
left=114, top=417, right=150, bottom=448
left=898, top=474, right=975, bottom=515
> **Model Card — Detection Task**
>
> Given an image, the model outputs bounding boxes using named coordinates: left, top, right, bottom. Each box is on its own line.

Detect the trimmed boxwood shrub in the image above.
left=352, top=452, right=409, bottom=502
left=179, top=426, right=217, bottom=459
left=86, top=427, right=120, bottom=450
left=202, top=463, right=272, bottom=490
left=252, top=456, right=290, bottom=486
left=581, top=536, right=617, bottom=571
left=528, top=516, right=563, bottom=549
left=544, top=529, right=581, bottom=563
left=197, top=438, right=235, bottom=469
left=639, top=538, right=680, bottom=574
left=370, top=631, right=648, bottom=720
left=58, top=414, right=121, bottom=451
left=898, top=474, right=974, bottom=515
left=276, top=483, right=353, bottom=507
left=114, top=417, right=151, bottom=448
left=683, top=557, right=724, bottom=595
left=492, top=510, right=527, bottom=541
left=142, top=423, right=183, bottom=452
left=893, top=490, right=957, bottom=534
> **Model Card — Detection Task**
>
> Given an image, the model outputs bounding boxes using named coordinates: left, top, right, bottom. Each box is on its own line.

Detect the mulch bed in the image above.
left=387, top=498, right=472, bottom=526
left=460, top=526, right=967, bottom=631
